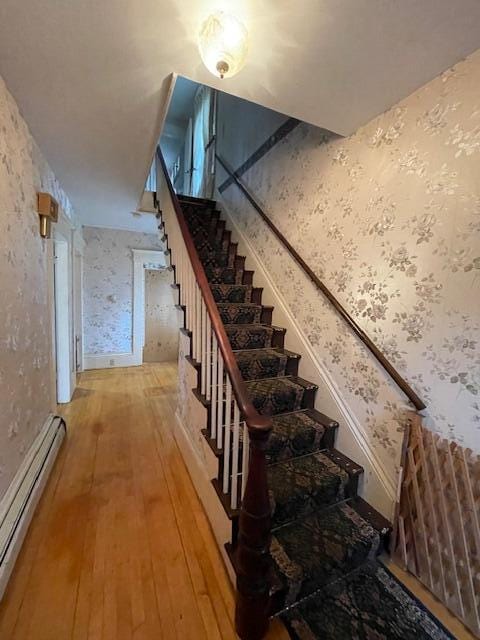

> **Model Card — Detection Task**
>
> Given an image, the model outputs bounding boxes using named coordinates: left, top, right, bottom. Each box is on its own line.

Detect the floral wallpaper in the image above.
left=217, top=50, right=480, bottom=487
left=83, top=226, right=161, bottom=355
left=143, top=268, right=179, bottom=362
left=0, top=74, right=76, bottom=501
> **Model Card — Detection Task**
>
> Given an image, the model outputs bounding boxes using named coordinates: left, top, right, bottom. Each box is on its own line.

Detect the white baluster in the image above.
left=216, top=354, right=224, bottom=450
left=201, top=299, right=207, bottom=396
left=206, top=314, right=212, bottom=401
left=196, top=286, right=202, bottom=363
left=241, top=423, right=250, bottom=500
left=211, top=335, right=218, bottom=439
left=223, top=378, right=232, bottom=494
left=191, top=268, right=197, bottom=357
left=187, top=266, right=193, bottom=333
left=230, top=402, right=241, bottom=508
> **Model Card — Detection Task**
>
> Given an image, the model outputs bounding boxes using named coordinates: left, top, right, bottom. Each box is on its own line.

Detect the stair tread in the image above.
left=205, top=266, right=243, bottom=284
left=279, top=560, right=454, bottom=640
left=268, top=449, right=362, bottom=527
left=218, top=303, right=263, bottom=325
left=267, top=409, right=337, bottom=463
left=245, top=376, right=319, bottom=415
left=224, top=323, right=278, bottom=350
left=210, top=283, right=253, bottom=303
left=270, top=501, right=380, bottom=607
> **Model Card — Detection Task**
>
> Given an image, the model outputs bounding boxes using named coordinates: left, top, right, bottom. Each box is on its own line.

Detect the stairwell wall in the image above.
left=0, top=74, right=78, bottom=502
left=215, top=50, right=480, bottom=508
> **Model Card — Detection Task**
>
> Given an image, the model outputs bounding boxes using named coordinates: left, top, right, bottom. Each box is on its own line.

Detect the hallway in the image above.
left=0, top=364, right=286, bottom=640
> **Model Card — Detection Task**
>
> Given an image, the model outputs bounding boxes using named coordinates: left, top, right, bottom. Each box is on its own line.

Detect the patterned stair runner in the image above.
left=179, top=197, right=454, bottom=640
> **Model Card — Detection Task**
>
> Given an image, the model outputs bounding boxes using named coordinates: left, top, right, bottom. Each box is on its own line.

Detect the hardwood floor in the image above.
left=0, top=363, right=289, bottom=640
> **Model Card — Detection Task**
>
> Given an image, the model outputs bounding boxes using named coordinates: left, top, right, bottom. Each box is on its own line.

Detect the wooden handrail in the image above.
left=157, top=146, right=272, bottom=430
left=216, top=153, right=426, bottom=412
left=158, top=147, right=273, bottom=640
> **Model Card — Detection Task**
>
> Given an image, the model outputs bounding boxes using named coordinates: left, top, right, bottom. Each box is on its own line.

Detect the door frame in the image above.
left=52, top=234, right=74, bottom=403
left=132, top=249, right=166, bottom=365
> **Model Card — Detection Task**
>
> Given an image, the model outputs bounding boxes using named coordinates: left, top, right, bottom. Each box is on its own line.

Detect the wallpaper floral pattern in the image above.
left=217, top=50, right=480, bottom=486
left=143, top=268, right=179, bottom=362
left=83, top=227, right=161, bottom=355
left=0, top=75, right=76, bottom=501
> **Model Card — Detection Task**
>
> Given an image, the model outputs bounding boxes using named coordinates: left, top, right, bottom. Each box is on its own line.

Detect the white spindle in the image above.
left=216, top=354, right=224, bottom=450
left=190, top=268, right=197, bottom=356
left=188, top=266, right=194, bottom=333
left=201, top=299, right=207, bottom=396
left=223, top=378, right=232, bottom=494
left=241, top=423, right=250, bottom=500
left=206, top=314, right=212, bottom=401
left=230, top=402, right=241, bottom=508
left=180, top=250, right=186, bottom=306
left=196, top=286, right=202, bottom=363
left=211, top=335, right=218, bottom=439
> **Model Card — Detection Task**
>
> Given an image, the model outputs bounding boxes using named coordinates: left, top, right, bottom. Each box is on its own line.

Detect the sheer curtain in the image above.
left=191, top=85, right=214, bottom=198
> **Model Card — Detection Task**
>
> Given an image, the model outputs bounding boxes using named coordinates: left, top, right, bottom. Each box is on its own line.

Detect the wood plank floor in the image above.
left=0, top=363, right=289, bottom=640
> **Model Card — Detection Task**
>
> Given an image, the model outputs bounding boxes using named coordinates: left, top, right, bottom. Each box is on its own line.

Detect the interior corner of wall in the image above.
left=216, top=191, right=397, bottom=519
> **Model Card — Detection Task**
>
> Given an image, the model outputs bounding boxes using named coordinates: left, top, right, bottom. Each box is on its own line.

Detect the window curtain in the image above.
left=191, top=85, right=214, bottom=198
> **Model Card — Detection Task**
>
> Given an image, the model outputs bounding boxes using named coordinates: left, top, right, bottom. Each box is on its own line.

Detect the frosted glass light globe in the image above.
left=198, top=11, right=248, bottom=79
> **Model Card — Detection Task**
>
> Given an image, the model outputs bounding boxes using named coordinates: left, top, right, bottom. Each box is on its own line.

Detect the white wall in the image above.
left=0, top=73, right=79, bottom=501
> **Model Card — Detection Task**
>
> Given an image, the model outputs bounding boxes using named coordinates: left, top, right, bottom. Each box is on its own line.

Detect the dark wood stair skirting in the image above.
left=172, top=195, right=454, bottom=640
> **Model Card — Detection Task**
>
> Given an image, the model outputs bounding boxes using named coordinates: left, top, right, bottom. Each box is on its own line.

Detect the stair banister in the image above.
left=215, top=153, right=426, bottom=412
left=156, top=147, right=272, bottom=640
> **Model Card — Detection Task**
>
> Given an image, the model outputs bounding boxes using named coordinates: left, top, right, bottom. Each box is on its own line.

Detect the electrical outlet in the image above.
left=109, top=359, right=115, bottom=366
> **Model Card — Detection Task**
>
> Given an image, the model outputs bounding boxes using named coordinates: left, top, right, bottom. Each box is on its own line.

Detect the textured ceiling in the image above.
left=0, top=0, right=479, bottom=231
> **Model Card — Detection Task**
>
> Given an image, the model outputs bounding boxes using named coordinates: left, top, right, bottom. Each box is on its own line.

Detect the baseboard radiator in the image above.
left=0, top=415, right=66, bottom=599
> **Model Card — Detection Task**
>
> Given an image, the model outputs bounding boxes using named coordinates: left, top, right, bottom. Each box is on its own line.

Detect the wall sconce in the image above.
left=37, top=192, right=59, bottom=239
left=198, top=11, right=248, bottom=79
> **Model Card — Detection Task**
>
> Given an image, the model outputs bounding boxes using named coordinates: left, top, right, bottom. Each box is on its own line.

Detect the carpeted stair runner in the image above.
left=178, top=197, right=454, bottom=640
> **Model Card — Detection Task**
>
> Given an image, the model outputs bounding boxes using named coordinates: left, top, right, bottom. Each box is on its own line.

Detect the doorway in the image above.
left=143, top=268, right=179, bottom=363
left=53, top=238, right=73, bottom=403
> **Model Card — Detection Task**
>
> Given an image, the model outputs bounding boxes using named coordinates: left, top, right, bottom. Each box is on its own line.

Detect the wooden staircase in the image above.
left=154, top=152, right=454, bottom=640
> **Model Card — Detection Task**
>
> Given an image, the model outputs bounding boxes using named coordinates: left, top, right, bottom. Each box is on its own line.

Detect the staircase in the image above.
left=155, top=151, right=454, bottom=639
left=175, top=195, right=454, bottom=640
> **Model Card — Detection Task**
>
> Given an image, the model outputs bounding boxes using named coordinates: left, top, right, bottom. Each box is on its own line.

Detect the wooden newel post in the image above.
left=235, top=421, right=272, bottom=640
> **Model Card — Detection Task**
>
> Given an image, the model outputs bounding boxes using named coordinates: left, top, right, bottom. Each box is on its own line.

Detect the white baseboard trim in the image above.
left=83, top=352, right=140, bottom=370
left=217, top=193, right=397, bottom=519
left=0, top=414, right=66, bottom=600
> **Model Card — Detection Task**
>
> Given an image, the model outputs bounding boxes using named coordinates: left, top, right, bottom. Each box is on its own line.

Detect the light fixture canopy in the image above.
left=198, top=11, right=248, bottom=79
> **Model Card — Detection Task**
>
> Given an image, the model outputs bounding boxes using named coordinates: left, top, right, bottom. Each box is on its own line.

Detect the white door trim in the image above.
left=53, top=238, right=73, bottom=403
left=132, top=249, right=166, bottom=365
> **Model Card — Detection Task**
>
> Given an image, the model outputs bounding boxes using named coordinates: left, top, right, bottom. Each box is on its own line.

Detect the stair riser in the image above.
left=219, top=307, right=262, bottom=325
left=206, top=267, right=244, bottom=285
left=242, top=270, right=254, bottom=285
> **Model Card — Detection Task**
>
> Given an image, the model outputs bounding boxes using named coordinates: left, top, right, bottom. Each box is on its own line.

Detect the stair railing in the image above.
left=215, top=153, right=426, bottom=412
left=155, top=147, right=272, bottom=640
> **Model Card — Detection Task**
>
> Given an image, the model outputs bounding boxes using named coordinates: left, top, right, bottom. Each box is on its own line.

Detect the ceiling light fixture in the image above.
left=198, top=11, right=248, bottom=79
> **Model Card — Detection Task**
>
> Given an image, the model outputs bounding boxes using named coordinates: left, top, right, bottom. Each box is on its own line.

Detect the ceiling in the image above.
left=0, top=1, right=479, bottom=233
